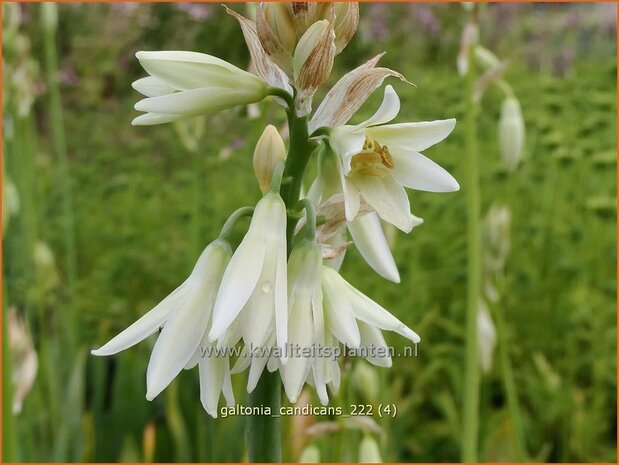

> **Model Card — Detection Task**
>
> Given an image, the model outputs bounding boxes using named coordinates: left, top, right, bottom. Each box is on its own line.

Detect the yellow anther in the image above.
left=350, top=138, right=394, bottom=177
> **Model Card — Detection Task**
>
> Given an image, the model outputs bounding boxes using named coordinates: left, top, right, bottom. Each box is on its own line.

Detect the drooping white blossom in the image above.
left=209, top=192, right=288, bottom=358
left=132, top=51, right=270, bottom=126
left=91, top=240, right=235, bottom=417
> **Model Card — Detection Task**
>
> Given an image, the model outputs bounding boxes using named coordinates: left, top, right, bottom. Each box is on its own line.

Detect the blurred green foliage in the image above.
left=3, top=2, right=616, bottom=462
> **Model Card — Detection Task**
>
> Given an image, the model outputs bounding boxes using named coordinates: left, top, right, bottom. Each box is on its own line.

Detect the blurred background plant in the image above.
left=2, top=2, right=616, bottom=462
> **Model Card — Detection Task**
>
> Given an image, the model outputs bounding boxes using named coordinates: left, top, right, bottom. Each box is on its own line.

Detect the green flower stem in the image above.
left=461, top=26, right=482, bottom=462
left=296, top=198, right=317, bottom=240
left=247, top=106, right=316, bottom=463
left=490, top=298, right=528, bottom=460
left=42, top=6, right=78, bottom=339
left=218, top=206, right=255, bottom=241
left=281, top=109, right=317, bottom=250
left=247, top=370, right=282, bottom=462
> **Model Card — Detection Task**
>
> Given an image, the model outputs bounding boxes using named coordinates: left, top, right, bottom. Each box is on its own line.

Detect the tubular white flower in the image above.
left=275, top=260, right=419, bottom=405
left=281, top=240, right=323, bottom=403
left=308, top=153, right=402, bottom=282
left=328, top=85, right=459, bottom=232
left=321, top=266, right=420, bottom=345
left=132, top=51, right=270, bottom=126
left=91, top=240, right=234, bottom=417
left=209, top=192, right=288, bottom=359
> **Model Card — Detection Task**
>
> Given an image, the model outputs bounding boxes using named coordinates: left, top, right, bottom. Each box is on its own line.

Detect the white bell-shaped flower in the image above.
left=91, top=240, right=235, bottom=417
left=132, top=51, right=270, bottom=126
left=328, top=85, right=459, bottom=232
left=209, top=192, right=288, bottom=358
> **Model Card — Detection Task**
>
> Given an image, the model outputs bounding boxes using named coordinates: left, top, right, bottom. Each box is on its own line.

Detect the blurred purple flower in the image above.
left=176, top=3, right=212, bottom=21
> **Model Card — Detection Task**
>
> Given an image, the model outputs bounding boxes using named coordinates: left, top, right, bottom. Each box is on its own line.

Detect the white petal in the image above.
left=347, top=212, right=400, bottom=283
left=239, top=196, right=287, bottom=349
left=132, top=76, right=176, bottom=97
left=322, top=267, right=360, bottom=347
left=131, top=112, right=182, bottom=126
left=184, top=349, right=200, bottom=370
left=221, top=361, right=235, bottom=407
left=199, top=344, right=226, bottom=418
left=247, top=354, right=270, bottom=393
left=358, top=322, right=392, bottom=368
left=146, top=289, right=202, bottom=400
left=134, top=87, right=264, bottom=117
left=365, top=118, right=456, bottom=152
left=353, top=85, right=400, bottom=130
left=355, top=175, right=416, bottom=233
left=210, top=241, right=265, bottom=341
left=309, top=53, right=408, bottom=132
left=390, top=147, right=460, bottom=192
left=230, top=347, right=252, bottom=374
left=146, top=242, right=230, bottom=399
left=136, top=50, right=264, bottom=92
left=343, top=279, right=420, bottom=343
left=340, top=170, right=360, bottom=222
left=274, top=234, right=288, bottom=361
left=211, top=195, right=284, bottom=341
left=310, top=290, right=329, bottom=405
left=282, top=294, right=313, bottom=403
left=91, top=281, right=187, bottom=356
left=137, top=50, right=241, bottom=74
left=330, top=126, right=365, bottom=174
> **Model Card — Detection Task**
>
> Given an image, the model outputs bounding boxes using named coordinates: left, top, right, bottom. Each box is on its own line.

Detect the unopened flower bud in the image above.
left=253, top=125, right=287, bottom=194
left=498, top=97, right=525, bottom=171
left=293, top=20, right=336, bottom=116
left=483, top=203, right=511, bottom=273
left=457, top=21, right=479, bottom=76
left=474, top=45, right=500, bottom=71
left=477, top=299, right=496, bottom=374
left=333, top=3, right=359, bottom=53
left=290, top=2, right=325, bottom=36
left=359, top=435, right=382, bottom=463
left=132, top=51, right=270, bottom=126
left=256, top=3, right=297, bottom=73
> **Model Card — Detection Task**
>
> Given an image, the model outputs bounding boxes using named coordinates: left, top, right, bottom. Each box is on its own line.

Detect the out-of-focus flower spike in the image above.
left=474, top=45, right=501, bottom=70
left=457, top=20, right=479, bottom=77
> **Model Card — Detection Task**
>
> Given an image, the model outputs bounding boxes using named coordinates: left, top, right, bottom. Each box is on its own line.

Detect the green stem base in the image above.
left=247, top=371, right=282, bottom=462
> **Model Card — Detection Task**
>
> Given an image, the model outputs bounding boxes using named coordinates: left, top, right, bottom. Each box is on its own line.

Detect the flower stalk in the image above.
left=461, top=17, right=482, bottom=462
left=247, top=94, right=316, bottom=463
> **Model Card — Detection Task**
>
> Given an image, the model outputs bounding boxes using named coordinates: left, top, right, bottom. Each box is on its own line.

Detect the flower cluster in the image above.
left=93, top=2, right=459, bottom=418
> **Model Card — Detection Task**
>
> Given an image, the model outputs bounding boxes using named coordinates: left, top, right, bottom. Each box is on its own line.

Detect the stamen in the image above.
left=350, top=138, right=394, bottom=177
